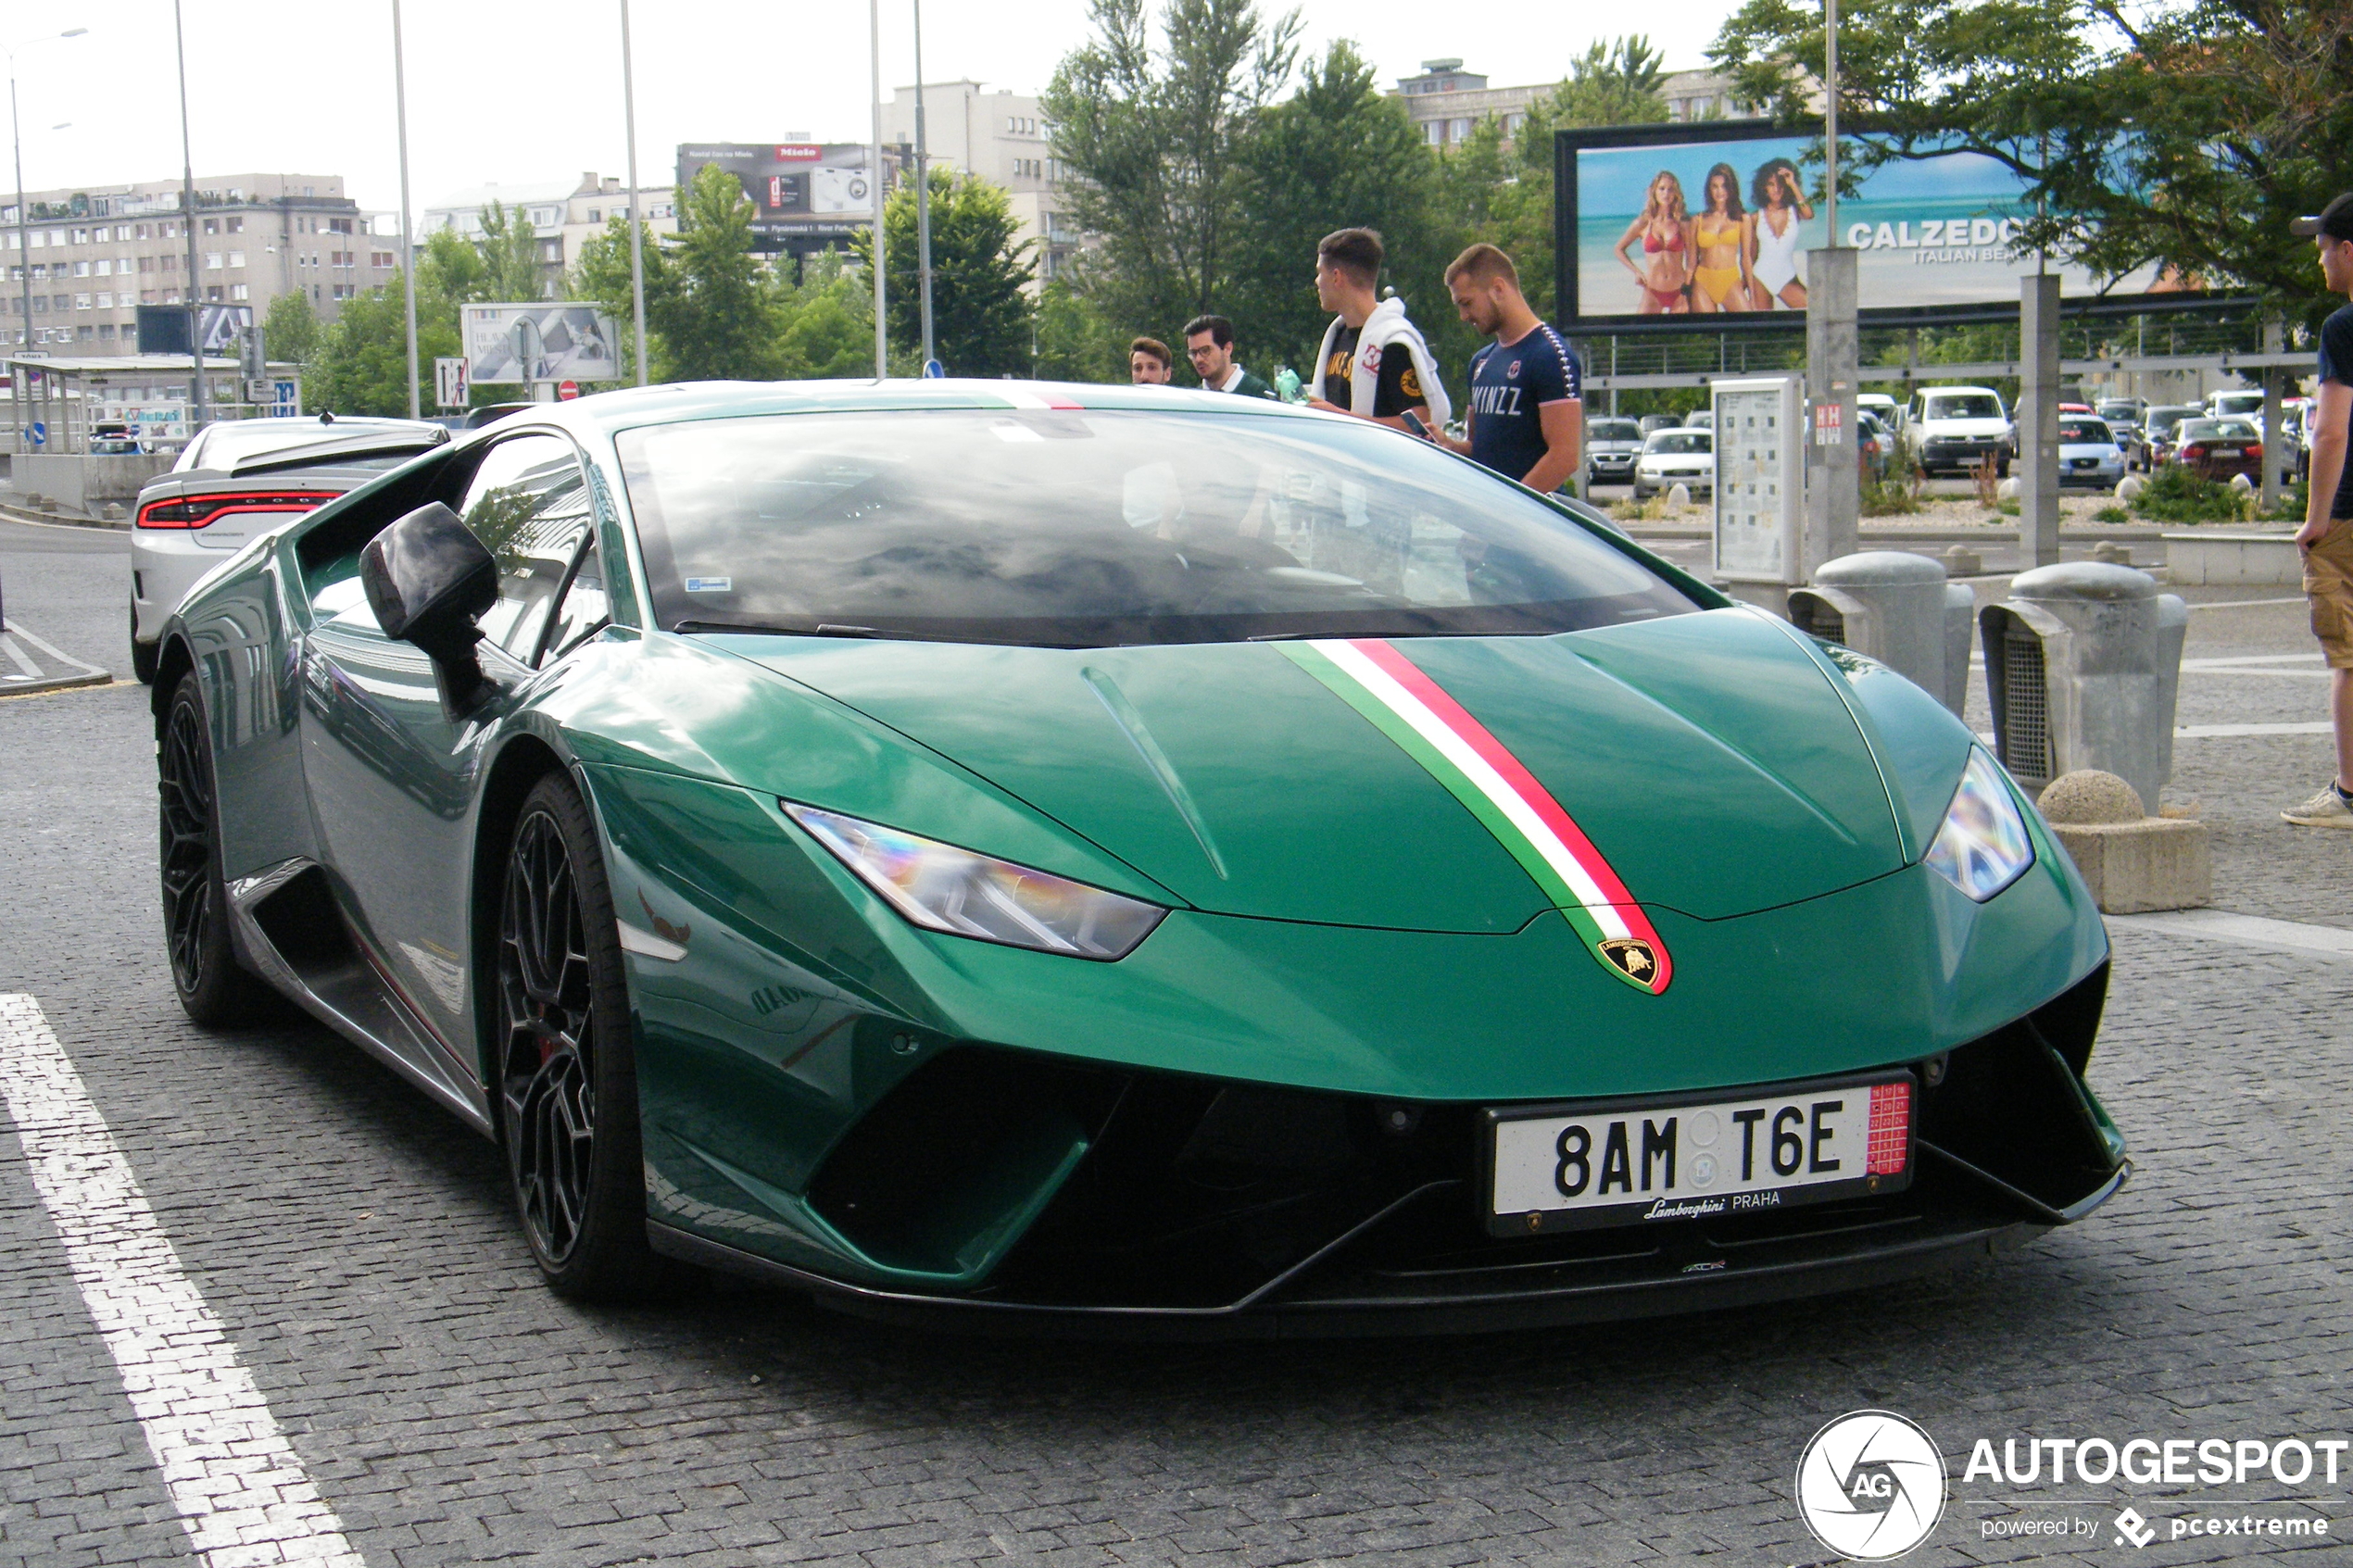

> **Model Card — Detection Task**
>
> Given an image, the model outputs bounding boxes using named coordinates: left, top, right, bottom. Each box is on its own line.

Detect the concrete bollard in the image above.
left=2092, top=541, right=2133, bottom=566
left=2117, top=474, right=2145, bottom=503
left=1981, top=562, right=2187, bottom=808
left=1788, top=551, right=1977, bottom=716
left=2037, top=770, right=2210, bottom=913
left=1666, top=482, right=1692, bottom=512
left=1944, top=545, right=1983, bottom=578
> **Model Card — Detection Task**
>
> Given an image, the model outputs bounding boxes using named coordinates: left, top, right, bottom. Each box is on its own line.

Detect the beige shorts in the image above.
left=2306, top=522, right=2353, bottom=669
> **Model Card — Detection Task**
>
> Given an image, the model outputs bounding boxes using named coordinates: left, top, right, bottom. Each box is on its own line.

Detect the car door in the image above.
left=299, top=430, right=598, bottom=1065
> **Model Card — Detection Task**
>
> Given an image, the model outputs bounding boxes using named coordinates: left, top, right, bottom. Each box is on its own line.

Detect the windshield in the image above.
left=619, top=408, right=1700, bottom=647
left=2210, top=395, right=2261, bottom=415
left=1644, top=433, right=1712, bottom=454
left=2180, top=420, right=2256, bottom=442
left=1924, top=395, right=2003, bottom=421
left=1589, top=420, right=1642, bottom=443
left=2058, top=419, right=2113, bottom=444
left=2097, top=403, right=2139, bottom=421
left=2145, top=408, right=2196, bottom=434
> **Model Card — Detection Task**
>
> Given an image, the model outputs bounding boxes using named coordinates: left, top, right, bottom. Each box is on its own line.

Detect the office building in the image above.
left=877, top=82, right=1076, bottom=284
left=2, top=172, right=392, bottom=357
left=1390, top=58, right=1753, bottom=147
left=422, top=172, right=677, bottom=299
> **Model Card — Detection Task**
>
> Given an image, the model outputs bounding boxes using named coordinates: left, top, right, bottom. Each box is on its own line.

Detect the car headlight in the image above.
left=1924, top=749, right=2035, bottom=901
left=784, top=803, right=1167, bottom=960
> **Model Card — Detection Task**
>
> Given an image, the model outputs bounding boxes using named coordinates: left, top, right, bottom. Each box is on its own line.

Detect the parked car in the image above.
left=1856, top=392, right=1901, bottom=432
left=2056, top=415, right=2126, bottom=489
left=1584, top=417, right=1645, bottom=486
left=148, top=378, right=2125, bottom=1325
left=1856, top=409, right=1895, bottom=482
left=2206, top=390, right=2266, bottom=423
left=172, top=413, right=439, bottom=473
left=2162, top=417, right=2263, bottom=483
left=1901, top=386, right=2011, bottom=477
left=1636, top=413, right=1681, bottom=437
left=1633, top=428, right=1714, bottom=499
left=2140, top=405, right=2201, bottom=469
left=130, top=423, right=451, bottom=683
left=1681, top=409, right=1715, bottom=432
left=2096, top=400, right=2146, bottom=465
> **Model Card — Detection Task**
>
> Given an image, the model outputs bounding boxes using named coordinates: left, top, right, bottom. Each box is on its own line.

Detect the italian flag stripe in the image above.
left=1279, top=638, right=1672, bottom=994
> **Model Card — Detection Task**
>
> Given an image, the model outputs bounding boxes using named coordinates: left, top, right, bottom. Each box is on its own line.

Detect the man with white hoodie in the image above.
left=1307, top=228, right=1451, bottom=434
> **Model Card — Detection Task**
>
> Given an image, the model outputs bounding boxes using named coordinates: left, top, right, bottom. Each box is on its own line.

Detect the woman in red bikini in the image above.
left=1613, top=169, right=1692, bottom=315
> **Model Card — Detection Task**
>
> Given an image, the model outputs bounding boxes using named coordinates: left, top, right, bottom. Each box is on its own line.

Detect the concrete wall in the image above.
left=14, top=452, right=171, bottom=513
left=2161, top=530, right=2301, bottom=586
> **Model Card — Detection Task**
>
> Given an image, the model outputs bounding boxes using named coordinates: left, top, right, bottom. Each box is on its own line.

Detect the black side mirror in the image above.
left=361, top=502, right=498, bottom=716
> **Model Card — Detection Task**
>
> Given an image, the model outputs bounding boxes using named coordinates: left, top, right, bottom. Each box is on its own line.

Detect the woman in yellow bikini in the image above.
left=1690, top=163, right=1750, bottom=312
left=1612, top=170, right=1692, bottom=314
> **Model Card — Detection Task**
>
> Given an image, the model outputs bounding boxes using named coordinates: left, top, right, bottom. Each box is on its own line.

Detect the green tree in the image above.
left=853, top=169, right=1036, bottom=376
left=1708, top=0, right=2353, bottom=326
left=1031, top=280, right=1126, bottom=383
left=1043, top=0, right=1300, bottom=330
left=1225, top=41, right=1448, bottom=388
left=261, top=289, right=320, bottom=369
left=306, top=273, right=461, bottom=415
left=472, top=199, right=547, bottom=303
left=577, top=163, right=786, bottom=382
left=774, top=249, right=881, bottom=380
left=1552, top=36, right=1670, bottom=129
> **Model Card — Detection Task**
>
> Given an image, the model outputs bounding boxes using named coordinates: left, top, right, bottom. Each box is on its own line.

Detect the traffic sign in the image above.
left=29, top=420, right=44, bottom=447
left=434, top=357, right=470, bottom=409
left=557, top=380, right=580, bottom=401
left=923, top=358, right=946, bottom=379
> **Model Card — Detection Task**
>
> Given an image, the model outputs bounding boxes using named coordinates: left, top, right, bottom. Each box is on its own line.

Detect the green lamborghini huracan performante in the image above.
left=152, top=381, right=2125, bottom=1335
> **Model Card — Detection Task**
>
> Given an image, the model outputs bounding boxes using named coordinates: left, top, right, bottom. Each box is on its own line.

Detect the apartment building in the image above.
left=877, top=82, right=1076, bottom=283
left=1390, top=58, right=1752, bottom=147
left=1, top=172, right=391, bottom=357
left=422, top=172, right=678, bottom=298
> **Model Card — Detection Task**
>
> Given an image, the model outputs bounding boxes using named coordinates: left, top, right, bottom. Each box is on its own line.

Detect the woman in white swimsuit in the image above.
left=1745, top=158, right=1814, bottom=310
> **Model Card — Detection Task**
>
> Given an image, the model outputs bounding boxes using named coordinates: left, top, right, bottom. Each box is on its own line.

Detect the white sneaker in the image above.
left=2282, top=784, right=2353, bottom=828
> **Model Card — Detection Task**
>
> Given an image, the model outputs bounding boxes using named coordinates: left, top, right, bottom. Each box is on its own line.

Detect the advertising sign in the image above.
left=1562, top=126, right=2171, bottom=326
left=1712, top=376, right=1804, bottom=583
left=676, top=142, right=891, bottom=247
left=461, top=306, right=621, bottom=386
left=133, top=303, right=255, bottom=358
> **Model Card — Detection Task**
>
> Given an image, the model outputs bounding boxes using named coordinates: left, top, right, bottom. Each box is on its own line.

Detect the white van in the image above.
left=1902, top=385, right=2012, bottom=477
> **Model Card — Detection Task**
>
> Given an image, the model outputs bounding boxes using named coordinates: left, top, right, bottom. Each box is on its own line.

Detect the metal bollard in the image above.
left=1787, top=551, right=1977, bottom=717
left=1979, top=562, right=2187, bottom=810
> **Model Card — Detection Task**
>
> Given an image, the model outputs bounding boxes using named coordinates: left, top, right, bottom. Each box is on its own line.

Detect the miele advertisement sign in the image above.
left=675, top=142, right=892, bottom=245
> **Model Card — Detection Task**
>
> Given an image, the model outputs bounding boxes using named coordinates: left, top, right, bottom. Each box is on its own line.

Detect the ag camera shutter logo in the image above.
left=1796, top=1410, right=1947, bottom=1560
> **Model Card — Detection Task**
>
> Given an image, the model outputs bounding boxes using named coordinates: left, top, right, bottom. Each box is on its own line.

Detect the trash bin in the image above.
left=1979, top=562, right=2187, bottom=809
left=1787, top=550, right=1977, bottom=716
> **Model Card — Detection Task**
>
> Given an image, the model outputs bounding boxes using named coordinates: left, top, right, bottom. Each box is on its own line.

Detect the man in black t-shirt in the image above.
left=1432, top=243, right=1583, bottom=493
left=1306, top=228, right=1442, bottom=431
left=2284, top=193, right=2353, bottom=827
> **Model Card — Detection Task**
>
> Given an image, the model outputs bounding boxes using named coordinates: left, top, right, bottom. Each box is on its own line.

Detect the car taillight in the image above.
left=2181, top=444, right=2206, bottom=462
left=135, top=491, right=338, bottom=529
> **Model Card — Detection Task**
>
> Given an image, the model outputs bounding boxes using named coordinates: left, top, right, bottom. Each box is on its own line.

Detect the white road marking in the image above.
left=3, top=620, right=107, bottom=677
left=0, top=994, right=368, bottom=1568
left=2175, top=721, right=2334, bottom=738
left=2183, top=596, right=2309, bottom=612
left=2180, top=653, right=2325, bottom=669
left=2105, top=909, right=2353, bottom=960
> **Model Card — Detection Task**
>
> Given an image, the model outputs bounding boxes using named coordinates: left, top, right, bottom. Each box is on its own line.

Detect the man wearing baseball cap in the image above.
left=2284, top=193, right=2353, bottom=826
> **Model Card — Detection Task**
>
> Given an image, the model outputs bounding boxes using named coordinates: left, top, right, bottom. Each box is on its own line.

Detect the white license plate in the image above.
left=1487, top=1075, right=1913, bottom=1235
left=2210, top=447, right=2242, bottom=457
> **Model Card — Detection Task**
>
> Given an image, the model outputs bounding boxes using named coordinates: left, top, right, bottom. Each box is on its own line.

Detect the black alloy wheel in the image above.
left=496, top=772, right=663, bottom=1298
left=158, top=673, right=267, bottom=1023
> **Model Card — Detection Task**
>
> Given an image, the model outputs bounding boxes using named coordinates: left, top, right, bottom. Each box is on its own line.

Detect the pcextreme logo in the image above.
left=1795, top=1411, right=1948, bottom=1561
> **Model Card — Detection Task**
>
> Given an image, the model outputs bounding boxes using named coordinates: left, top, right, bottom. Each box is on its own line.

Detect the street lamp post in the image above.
left=912, top=0, right=934, bottom=372
left=171, top=0, right=207, bottom=432
left=392, top=0, right=420, bottom=419
left=619, top=0, right=648, bottom=387
left=869, top=0, right=886, bottom=379
left=5, top=30, right=86, bottom=362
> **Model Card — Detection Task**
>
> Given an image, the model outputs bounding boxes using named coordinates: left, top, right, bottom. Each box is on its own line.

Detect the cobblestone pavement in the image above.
left=3, top=518, right=2347, bottom=1567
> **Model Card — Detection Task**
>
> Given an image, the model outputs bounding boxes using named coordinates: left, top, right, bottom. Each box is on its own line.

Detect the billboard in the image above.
left=676, top=142, right=891, bottom=246
left=462, top=305, right=621, bottom=385
left=1561, top=125, right=2171, bottom=327
left=133, top=303, right=255, bottom=357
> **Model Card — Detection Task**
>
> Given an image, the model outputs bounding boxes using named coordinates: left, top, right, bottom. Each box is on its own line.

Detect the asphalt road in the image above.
left=3, top=516, right=2349, bottom=1567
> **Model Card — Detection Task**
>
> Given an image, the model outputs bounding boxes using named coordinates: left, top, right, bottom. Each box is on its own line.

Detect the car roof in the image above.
left=489, top=378, right=1329, bottom=444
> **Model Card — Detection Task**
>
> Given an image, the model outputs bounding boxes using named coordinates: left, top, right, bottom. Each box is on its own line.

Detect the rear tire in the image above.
left=158, top=673, right=271, bottom=1025
left=495, top=771, right=666, bottom=1299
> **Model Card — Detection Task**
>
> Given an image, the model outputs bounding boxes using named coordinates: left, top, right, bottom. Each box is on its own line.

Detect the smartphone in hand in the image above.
left=1400, top=410, right=1428, bottom=439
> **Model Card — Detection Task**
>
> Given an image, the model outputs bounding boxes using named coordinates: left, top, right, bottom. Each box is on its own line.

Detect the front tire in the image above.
left=158, top=673, right=270, bottom=1024
left=496, top=771, right=663, bottom=1298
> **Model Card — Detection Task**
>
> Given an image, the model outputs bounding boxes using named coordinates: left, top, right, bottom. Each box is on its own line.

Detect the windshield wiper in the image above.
left=673, top=619, right=1005, bottom=646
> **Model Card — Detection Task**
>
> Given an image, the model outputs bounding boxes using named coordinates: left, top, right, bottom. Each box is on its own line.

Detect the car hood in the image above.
left=716, top=608, right=1906, bottom=932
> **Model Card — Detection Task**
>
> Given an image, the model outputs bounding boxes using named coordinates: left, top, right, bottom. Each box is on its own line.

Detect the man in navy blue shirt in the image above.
left=2284, top=193, right=2353, bottom=827
left=1430, top=244, right=1583, bottom=493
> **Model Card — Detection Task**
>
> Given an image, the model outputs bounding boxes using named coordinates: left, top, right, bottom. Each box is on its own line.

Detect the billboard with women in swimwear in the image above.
left=1561, top=126, right=2171, bottom=326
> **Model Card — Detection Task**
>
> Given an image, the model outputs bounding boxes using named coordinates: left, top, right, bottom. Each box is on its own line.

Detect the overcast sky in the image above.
left=7, top=0, right=1745, bottom=222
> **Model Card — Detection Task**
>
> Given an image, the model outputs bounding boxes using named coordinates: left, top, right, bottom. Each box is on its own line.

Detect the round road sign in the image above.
left=558, top=381, right=580, bottom=401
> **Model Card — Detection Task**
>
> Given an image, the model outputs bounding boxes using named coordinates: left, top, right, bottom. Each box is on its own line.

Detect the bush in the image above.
left=2094, top=504, right=2130, bottom=524
left=2129, top=465, right=2246, bottom=524
left=1859, top=471, right=1921, bottom=516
